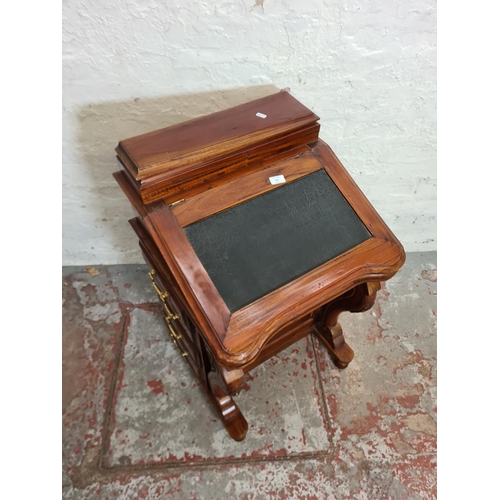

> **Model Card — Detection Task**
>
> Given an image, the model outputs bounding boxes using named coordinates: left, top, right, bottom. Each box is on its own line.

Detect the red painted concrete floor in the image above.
left=62, top=252, right=436, bottom=499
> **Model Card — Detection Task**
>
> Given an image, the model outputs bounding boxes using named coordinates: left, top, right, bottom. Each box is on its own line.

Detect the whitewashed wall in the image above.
left=62, top=0, right=436, bottom=265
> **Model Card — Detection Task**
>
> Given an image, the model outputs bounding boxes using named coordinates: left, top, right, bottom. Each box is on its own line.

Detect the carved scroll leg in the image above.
left=207, top=368, right=248, bottom=441
left=314, top=282, right=381, bottom=370
left=315, top=323, right=354, bottom=370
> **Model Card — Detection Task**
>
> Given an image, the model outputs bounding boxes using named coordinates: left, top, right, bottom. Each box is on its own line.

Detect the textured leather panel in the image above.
left=183, top=169, right=371, bottom=312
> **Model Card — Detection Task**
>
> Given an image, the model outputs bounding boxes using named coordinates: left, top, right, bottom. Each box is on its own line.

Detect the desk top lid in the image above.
left=116, top=91, right=319, bottom=182
left=183, top=169, right=372, bottom=313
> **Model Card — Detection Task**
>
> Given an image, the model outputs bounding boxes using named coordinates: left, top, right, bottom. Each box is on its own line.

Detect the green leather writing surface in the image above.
left=183, top=169, right=371, bottom=312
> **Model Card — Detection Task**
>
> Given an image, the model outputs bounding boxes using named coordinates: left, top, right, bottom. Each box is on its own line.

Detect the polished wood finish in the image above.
left=118, top=91, right=317, bottom=179
left=137, top=141, right=404, bottom=369
left=116, top=91, right=319, bottom=204
left=113, top=91, right=405, bottom=441
left=171, top=150, right=322, bottom=226
left=314, top=281, right=380, bottom=369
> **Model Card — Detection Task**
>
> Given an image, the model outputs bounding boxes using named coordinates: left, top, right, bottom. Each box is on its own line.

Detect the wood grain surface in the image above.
left=113, top=92, right=406, bottom=440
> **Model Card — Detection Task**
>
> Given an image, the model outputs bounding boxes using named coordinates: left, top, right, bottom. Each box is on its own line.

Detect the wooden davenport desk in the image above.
left=113, top=91, right=405, bottom=441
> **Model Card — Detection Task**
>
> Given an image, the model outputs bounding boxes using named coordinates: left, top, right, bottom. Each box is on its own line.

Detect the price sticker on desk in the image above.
left=269, top=175, right=286, bottom=185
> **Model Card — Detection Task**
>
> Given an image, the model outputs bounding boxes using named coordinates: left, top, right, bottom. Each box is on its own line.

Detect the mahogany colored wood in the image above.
left=130, top=216, right=248, bottom=436
left=314, top=282, right=381, bottom=369
left=118, top=92, right=317, bottom=179
left=171, top=150, right=322, bottom=227
left=113, top=91, right=406, bottom=441
left=116, top=91, right=319, bottom=203
left=207, top=364, right=248, bottom=441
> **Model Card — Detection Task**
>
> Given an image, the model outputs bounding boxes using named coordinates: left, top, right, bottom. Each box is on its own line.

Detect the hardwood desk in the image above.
left=113, top=91, right=405, bottom=441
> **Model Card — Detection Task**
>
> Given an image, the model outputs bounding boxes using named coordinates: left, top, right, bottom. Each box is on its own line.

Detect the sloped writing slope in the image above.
left=113, top=91, right=405, bottom=441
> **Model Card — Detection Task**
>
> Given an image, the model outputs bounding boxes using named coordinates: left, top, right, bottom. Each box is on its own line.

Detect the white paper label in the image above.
left=256, top=112, right=267, bottom=118
left=269, top=175, right=286, bottom=185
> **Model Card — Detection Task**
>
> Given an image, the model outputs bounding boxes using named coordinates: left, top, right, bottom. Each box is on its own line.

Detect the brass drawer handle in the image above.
left=148, top=269, right=168, bottom=300
left=165, top=317, right=182, bottom=340
left=172, top=337, right=188, bottom=357
left=148, top=269, right=179, bottom=320
left=161, top=302, right=179, bottom=321
left=165, top=317, right=188, bottom=357
left=148, top=269, right=187, bottom=357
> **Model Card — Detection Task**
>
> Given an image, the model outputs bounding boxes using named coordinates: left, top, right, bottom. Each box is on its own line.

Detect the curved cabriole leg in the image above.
left=207, top=368, right=248, bottom=441
left=314, top=281, right=380, bottom=369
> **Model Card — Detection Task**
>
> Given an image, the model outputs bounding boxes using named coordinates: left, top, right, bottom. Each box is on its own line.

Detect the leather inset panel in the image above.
left=183, top=169, right=371, bottom=312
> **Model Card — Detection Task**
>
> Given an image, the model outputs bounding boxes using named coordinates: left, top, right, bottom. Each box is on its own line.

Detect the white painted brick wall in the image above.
left=63, top=0, right=436, bottom=265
